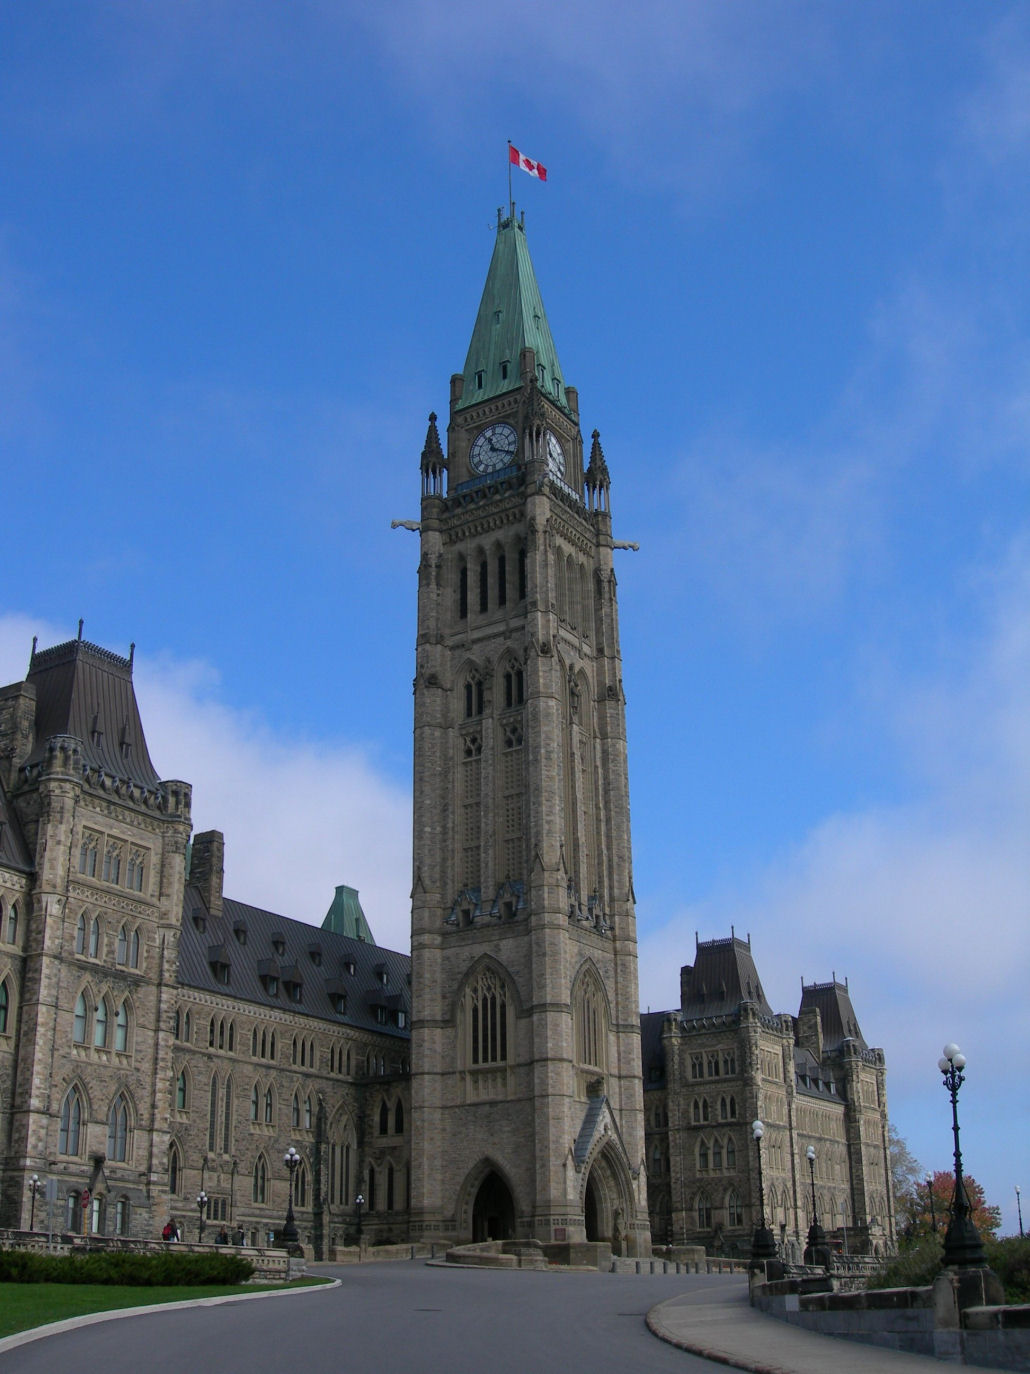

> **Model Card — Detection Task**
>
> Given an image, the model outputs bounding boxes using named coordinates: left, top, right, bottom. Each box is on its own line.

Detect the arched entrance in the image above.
left=584, top=1172, right=601, bottom=1241
left=472, top=1170, right=515, bottom=1241
left=583, top=1144, right=633, bottom=1253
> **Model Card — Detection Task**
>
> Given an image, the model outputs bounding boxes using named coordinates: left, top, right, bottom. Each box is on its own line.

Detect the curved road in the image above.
left=4, top=1261, right=746, bottom=1374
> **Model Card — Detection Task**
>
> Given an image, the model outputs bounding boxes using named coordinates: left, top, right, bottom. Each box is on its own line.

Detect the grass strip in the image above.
left=0, top=1277, right=331, bottom=1338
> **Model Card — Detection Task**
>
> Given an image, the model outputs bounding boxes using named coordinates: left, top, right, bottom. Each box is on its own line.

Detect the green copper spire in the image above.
left=458, top=208, right=570, bottom=415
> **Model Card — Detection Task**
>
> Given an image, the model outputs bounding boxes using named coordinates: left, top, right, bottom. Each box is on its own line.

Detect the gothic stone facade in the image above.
left=642, top=935, right=895, bottom=1260
left=408, top=209, right=649, bottom=1252
left=0, top=638, right=411, bottom=1249
left=0, top=214, right=892, bottom=1258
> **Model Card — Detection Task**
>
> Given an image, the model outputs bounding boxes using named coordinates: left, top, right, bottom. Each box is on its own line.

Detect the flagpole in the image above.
left=507, top=140, right=513, bottom=219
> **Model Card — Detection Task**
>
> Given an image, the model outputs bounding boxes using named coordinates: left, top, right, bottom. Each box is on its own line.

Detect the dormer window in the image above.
left=308, top=946, right=323, bottom=967
left=330, top=992, right=347, bottom=1014
left=193, top=914, right=206, bottom=934
left=266, top=976, right=279, bottom=995
left=501, top=360, right=509, bottom=381
left=397, top=1009, right=407, bottom=1029
left=344, top=959, right=356, bottom=976
left=234, top=923, right=247, bottom=945
left=475, top=370, right=485, bottom=389
left=272, top=936, right=285, bottom=956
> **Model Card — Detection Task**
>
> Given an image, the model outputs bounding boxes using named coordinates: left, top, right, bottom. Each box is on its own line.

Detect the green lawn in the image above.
left=0, top=1277, right=331, bottom=1339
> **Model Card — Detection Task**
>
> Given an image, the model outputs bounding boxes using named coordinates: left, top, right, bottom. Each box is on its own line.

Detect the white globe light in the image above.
left=942, top=1042, right=961, bottom=1061
left=806, top=1146, right=816, bottom=1161
left=752, top=1119, right=764, bottom=1139
left=938, top=1057, right=950, bottom=1072
left=953, top=1053, right=966, bottom=1070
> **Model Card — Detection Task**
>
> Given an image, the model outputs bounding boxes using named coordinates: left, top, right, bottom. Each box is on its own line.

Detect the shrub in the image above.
left=868, top=1235, right=1030, bottom=1305
left=0, top=1249, right=254, bottom=1286
left=985, top=1237, right=1030, bottom=1304
left=868, top=1237, right=943, bottom=1291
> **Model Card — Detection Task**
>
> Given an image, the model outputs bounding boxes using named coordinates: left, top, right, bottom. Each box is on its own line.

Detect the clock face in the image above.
left=470, top=423, right=518, bottom=474
left=545, top=430, right=566, bottom=480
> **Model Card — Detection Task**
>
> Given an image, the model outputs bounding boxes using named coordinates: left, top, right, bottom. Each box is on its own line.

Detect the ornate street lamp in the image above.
left=1016, top=1186, right=1024, bottom=1240
left=354, top=1192, right=365, bottom=1241
left=803, top=1146, right=828, bottom=1266
left=27, top=1174, right=42, bottom=1231
left=282, top=1146, right=300, bottom=1248
left=750, top=1120, right=777, bottom=1262
left=938, top=1043, right=986, bottom=1267
left=196, top=1190, right=208, bottom=1243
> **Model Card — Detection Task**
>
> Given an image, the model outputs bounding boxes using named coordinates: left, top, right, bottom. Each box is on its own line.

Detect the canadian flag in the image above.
left=509, top=145, right=547, bottom=182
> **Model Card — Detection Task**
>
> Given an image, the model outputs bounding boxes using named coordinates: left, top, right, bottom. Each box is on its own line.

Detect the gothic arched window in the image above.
left=253, top=1156, right=267, bottom=1203
left=116, top=925, right=128, bottom=964
left=460, top=966, right=510, bottom=1067
left=696, top=1192, right=712, bottom=1229
left=115, top=1001, right=129, bottom=1053
left=76, top=911, right=87, bottom=955
left=73, top=991, right=89, bottom=1044
left=59, top=1087, right=84, bottom=1155
left=94, top=997, right=109, bottom=1048
left=107, top=1092, right=130, bottom=1161
left=727, top=1190, right=744, bottom=1227
left=89, top=916, right=101, bottom=958
left=394, top=1100, right=404, bottom=1134
left=0, top=978, right=8, bottom=1035
left=169, top=1143, right=182, bottom=1195
left=379, top=1100, right=389, bottom=1135
left=176, top=1069, right=188, bottom=1111
left=292, top=1093, right=301, bottom=1128
left=572, top=969, right=607, bottom=1073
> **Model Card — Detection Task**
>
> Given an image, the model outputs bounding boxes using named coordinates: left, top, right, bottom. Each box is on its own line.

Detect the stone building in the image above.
left=642, top=934, right=894, bottom=1259
left=0, top=634, right=410, bottom=1248
left=0, top=210, right=890, bottom=1258
left=408, top=206, right=649, bottom=1253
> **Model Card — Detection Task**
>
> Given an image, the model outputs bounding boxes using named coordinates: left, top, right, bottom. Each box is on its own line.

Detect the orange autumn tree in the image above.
left=909, top=1169, right=1001, bottom=1242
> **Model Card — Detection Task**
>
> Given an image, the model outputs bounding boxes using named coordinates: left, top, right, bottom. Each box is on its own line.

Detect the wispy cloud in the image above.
left=0, top=614, right=413, bottom=951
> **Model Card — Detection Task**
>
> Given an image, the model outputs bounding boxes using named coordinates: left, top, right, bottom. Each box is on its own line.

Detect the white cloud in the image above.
left=0, top=613, right=413, bottom=952
left=637, top=533, right=1030, bottom=1221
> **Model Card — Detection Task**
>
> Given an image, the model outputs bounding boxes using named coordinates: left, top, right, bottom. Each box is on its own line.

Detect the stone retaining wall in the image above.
left=752, top=1269, right=1030, bottom=1370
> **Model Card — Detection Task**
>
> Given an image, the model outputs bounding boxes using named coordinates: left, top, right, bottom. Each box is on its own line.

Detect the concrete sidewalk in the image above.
left=648, top=1285, right=965, bottom=1373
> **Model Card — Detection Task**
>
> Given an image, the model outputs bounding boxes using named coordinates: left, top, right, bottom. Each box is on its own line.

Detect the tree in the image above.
left=889, top=1123, right=924, bottom=1238
left=910, top=1170, right=1002, bottom=1243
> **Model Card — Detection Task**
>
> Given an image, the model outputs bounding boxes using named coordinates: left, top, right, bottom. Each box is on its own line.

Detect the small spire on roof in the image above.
left=78, top=619, right=84, bottom=641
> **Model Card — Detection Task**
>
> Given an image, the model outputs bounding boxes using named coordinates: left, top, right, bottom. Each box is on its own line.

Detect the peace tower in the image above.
left=408, top=208, right=650, bottom=1252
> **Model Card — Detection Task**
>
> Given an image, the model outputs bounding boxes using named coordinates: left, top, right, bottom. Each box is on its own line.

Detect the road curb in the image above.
left=0, top=1276, right=341, bottom=1355
left=646, top=1298, right=795, bottom=1374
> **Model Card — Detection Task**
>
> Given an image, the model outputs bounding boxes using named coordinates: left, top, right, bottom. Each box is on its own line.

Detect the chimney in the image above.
left=189, top=830, right=224, bottom=919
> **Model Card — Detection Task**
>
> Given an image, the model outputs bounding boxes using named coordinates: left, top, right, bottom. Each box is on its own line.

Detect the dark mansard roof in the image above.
left=21, top=637, right=162, bottom=792
left=679, top=934, right=774, bottom=1020
left=177, top=885, right=411, bottom=1038
left=0, top=775, right=32, bottom=873
left=799, top=978, right=867, bottom=1052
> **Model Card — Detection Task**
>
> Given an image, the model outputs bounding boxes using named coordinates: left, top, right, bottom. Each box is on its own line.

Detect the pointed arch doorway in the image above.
left=471, top=1170, right=515, bottom=1241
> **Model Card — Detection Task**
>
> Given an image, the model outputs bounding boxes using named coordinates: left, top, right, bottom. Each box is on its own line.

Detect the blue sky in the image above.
left=2, top=3, right=1028, bottom=1232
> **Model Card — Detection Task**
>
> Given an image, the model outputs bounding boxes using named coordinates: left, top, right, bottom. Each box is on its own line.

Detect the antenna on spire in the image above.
left=77, top=618, right=84, bottom=641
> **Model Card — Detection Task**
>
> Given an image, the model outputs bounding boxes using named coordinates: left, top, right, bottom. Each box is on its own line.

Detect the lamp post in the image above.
left=803, top=1146, right=828, bottom=1266
left=938, top=1043, right=986, bottom=1267
left=925, top=1177, right=937, bottom=1234
left=196, top=1190, right=208, bottom=1243
left=750, top=1120, right=777, bottom=1263
left=27, top=1174, right=42, bottom=1231
left=354, top=1192, right=365, bottom=1242
left=282, top=1146, right=300, bottom=1249
left=1016, top=1186, right=1024, bottom=1240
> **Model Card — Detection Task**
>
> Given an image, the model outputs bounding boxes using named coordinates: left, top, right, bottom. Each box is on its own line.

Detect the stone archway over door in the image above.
left=472, top=1170, right=515, bottom=1241
left=584, top=1145, right=632, bottom=1253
